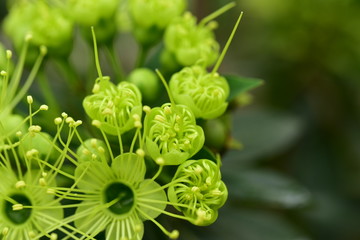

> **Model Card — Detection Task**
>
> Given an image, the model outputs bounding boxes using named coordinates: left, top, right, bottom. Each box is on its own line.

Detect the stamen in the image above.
left=15, top=180, right=26, bottom=189
left=12, top=203, right=24, bottom=210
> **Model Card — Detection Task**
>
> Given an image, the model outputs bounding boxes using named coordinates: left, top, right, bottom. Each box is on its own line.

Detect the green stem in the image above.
left=37, top=70, right=60, bottom=115
left=105, top=43, right=125, bottom=82
left=199, top=2, right=236, bottom=26
left=135, top=45, right=150, bottom=68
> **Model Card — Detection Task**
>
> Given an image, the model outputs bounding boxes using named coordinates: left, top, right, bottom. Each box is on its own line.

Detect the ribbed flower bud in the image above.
left=169, top=65, right=229, bottom=119
left=3, top=1, right=73, bottom=58
left=83, top=80, right=142, bottom=135
left=67, top=0, right=119, bottom=44
left=129, top=0, right=186, bottom=46
left=168, top=159, right=228, bottom=226
left=163, top=12, right=219, bottom=67
left=143, top=103, right=204, bottom=165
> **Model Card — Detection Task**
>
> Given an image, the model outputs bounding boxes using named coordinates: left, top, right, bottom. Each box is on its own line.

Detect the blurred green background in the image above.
left=1, top=0, right=360, bottom=239
left=192, top=0, right=360, bottom=239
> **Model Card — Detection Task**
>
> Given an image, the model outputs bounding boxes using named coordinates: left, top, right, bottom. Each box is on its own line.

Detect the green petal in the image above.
left=112, top=153, right=146, bottom=184
left=137, top=179, right=167, bottom=220
left=74, top=201, right=109, bottom=237
left=75, top=161, right=114, bottom=190
left=105, top=214, right=144, bottom=240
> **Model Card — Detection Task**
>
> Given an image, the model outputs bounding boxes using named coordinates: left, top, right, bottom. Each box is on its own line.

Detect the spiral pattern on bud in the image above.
left=144, top=103, right=204, bottom=165
left=168, top=159, right=228, bottom=226
left=83, top=81, right=142, bottom=135
left=169, top=65, right=229, bottom=119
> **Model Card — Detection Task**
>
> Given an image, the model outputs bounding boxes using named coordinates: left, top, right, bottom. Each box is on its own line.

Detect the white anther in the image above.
left=54, top=117, right=62, bottom=125
left=27, top=95, right=33, bottom=104
left=50, top=233, right=58, bottom=240
left=39, top=178, right=47, bottom=186
left=143, top=105, right=151, bottom=114
left=28, top=125, right=41, bottom=133
left=40, top=104, right=49, bottom=111
left=61, top=112, right=68, bottom=118
left=12, top=204, right=24, bottom=211
left=169, top=230, right=180, bottom=239
left=92, top=120, right=101, bottom=128
left=0, top=70, right=7, bottom=76
left=15, top=180, right=26, bottom=189
left=47, top=188, right=56, bottom=194
left=155, top=157, right=165, bottom=166
left=136, top=149, right=145, bottom=158
left=6, top=50, right=12, bottom=59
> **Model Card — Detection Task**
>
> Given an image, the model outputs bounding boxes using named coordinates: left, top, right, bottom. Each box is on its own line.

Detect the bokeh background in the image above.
left=192, top=0, right=360, bottom=239
left=1, top=0, right=360, bottom=239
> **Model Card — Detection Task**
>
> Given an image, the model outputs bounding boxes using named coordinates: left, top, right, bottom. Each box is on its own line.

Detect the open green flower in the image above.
left=169, top=65, right=229, bottom=119
left=0, top=106, right=85, bottom=239
left=143, top=103, right=205, bottom=165
left=49, top=120, right=180, bottom=239
left=168, top=159, right=228, bottom=226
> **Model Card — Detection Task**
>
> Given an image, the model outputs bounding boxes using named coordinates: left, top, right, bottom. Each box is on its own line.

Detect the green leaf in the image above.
left=224, top=108, right=304, bottom=167
left=202, top=208, right=310, bottom=240
left=224, top=169, right=311, bottom=209
left=225, top=75, right=264, bottom=101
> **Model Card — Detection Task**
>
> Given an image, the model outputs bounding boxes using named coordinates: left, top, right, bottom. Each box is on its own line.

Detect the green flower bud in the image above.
left=143, top=103, right=204, bottom=165
left=0, top=113, right=26, bottom=142
left=164, top=12, right=219, bottom=67
left=3, top=1, right=73, bottom=58
left=203, top=118, right=228, bottom=150
left=129, top=0, right=186, bottom=46
left=129, top=0, right=186, bottom=29
left=169, top=65, right=229, bottom=119
left=127, top=68, right=160, bottom=103
left=76, top=138, right=110, bottom=163
left=67, top=0, right=119, bottom=26
left=67, top=0, right=119, bottom=44
left=18, top=131, right=59, bottom=164
left=83, top=79, right=143, bottom=135
left=168, top=159, right=228, bottom=226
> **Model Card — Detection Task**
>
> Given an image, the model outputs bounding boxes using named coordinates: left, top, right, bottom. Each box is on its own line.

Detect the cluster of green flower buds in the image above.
left=0, top=1, right=253, bottom=240
left=128, top=0, right=186, bottom=46
left=163, top=12, right=219, bottom=67
left=67, top=0, right=119, bottom=44
left=4, top=0, right=73, bottom=58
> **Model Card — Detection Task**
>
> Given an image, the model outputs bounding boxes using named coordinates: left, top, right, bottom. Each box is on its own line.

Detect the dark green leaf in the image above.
left=225, top=75, right=264, bottom=101
left=224, top=168, right=311, bottom=209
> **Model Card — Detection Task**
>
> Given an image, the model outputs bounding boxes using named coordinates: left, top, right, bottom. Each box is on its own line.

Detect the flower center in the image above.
left=4, top=194, right=32, bottom=225
left=104, top=182, right=135, bottom=215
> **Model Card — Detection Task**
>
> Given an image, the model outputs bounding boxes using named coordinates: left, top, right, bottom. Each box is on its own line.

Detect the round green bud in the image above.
left=143, top=103, right=205, bottom=165
left=18, top=131, right=59, bottom=164
left=76, top=138, right=110, bottom=163
left=3, top=1, right=73, bottom=58
left=127, top=68, right=160, bottom=103
left=0, top=114, right=27, bottom=143
left=168, top=159, right=228, bottom=226
left=203, top=118, right=228, bottom=150
left=129, top=0, right=186, bottom=46
left=129, top=0, right=186, bottom=29
left=83, top=79, right=143, bottom=135
left=67, top=0, right=119, bottom=26
left=164, top=12, right=219, bottom=67
left=169, top=65, right=229, bottom=119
